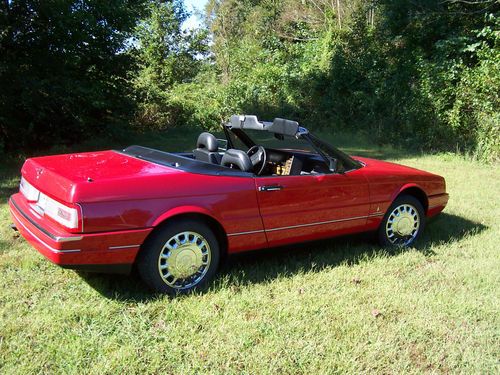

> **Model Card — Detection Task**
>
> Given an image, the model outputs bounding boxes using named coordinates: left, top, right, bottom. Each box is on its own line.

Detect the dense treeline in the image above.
left=0, top=1, right=144, bottom=152
left=0, top=1, right=498, bottom=160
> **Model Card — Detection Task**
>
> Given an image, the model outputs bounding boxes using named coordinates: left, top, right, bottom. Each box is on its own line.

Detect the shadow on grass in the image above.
left=0, top=166, right=21, bottom=201
left=0, top=185, right=18, bottom=201
left=0, top=239, right=12, bottom=252
left=77, top=212, right=486, bottom=302
left=0, top=185, right=19, bottom=203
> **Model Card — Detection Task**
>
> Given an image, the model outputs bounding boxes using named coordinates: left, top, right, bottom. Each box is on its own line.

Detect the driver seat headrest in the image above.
left=196, top=132, right=218, bottom=152
left=193, top=132, right=221, bottom=164
left=221, top=149, right=253, bottom=172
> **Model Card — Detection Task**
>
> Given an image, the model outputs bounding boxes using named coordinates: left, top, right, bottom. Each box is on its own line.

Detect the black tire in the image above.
left=137, top=219, right=220, bottom=295
left=378, top=195, right=426, bottom=247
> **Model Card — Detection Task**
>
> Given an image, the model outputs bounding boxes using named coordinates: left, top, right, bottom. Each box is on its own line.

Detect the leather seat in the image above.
left=221, top=149, right=253, bottom=172
left=193, top=132, right=222, bottom=164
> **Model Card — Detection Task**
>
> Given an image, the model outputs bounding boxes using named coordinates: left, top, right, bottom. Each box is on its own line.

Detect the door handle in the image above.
left=259, top=185, right=283, bottom=192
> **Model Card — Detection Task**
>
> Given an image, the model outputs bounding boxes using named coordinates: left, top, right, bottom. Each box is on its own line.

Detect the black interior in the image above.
left=193, top=133, right=332, bottom=175
left=120, top=145, right=252, bottom=177
left=122, top=127, right=361, bottom=177
left=191, top=130, right=331, bottom=175
left=261, top=148, right=331, bottom=175
left=193, top=132, right=222, bottom=164
left=220, top=149, right=253, bottom=172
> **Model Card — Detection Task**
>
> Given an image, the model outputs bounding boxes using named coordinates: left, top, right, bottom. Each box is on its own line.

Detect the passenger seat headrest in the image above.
left=221, top=149, right=253, bottom=172
left=196, top=132, right=218, bottom=152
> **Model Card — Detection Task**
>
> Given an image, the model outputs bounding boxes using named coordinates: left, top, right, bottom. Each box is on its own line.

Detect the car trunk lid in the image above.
left=21, top=150, right=179, bottom=203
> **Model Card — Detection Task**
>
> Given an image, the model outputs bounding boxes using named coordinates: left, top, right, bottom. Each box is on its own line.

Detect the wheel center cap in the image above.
left=169, top=245, right=203, bottom=278
left=396, top=216, right=412, bottom=235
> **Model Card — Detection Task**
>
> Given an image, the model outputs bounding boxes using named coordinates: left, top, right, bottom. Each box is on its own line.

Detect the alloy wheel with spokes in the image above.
left=378, top=195, right=425, bottom=247
left=137, top=219, right=220, bottom=295
left=158, top=231, right=212, bottom=290
left=385, top=203, right=420, bottom=246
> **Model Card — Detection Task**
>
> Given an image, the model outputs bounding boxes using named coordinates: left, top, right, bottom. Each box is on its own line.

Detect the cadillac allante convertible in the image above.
left=9, top=115, right=448, bottom=294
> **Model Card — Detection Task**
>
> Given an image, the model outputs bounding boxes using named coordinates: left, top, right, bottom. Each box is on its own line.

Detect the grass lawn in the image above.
left=0, top=130, right=499, bottom=374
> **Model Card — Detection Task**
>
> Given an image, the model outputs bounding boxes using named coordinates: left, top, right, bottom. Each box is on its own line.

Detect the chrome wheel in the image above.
left=158, top=231, right=211, bottom=290
left=385, top=203, right=420, bottom=246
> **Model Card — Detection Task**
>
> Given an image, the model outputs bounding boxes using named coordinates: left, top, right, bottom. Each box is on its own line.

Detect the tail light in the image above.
left=36, top=192, right=80, bottom=230
left=20, top=177, right=40, bottom=202
left=20, top=177, right=81, bottom=231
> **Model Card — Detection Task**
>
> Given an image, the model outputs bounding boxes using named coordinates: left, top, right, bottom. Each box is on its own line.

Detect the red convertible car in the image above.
left=9, top=115, right=448, bottom=294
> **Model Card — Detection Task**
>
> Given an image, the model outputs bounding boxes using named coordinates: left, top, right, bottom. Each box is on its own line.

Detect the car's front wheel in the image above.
left=137, top=219, right=220, bottom=295
left=378, top=195, right=425, bottom=247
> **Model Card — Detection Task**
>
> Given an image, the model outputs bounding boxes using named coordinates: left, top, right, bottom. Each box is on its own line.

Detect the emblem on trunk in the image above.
left=35, top=168, right=44, bottom=179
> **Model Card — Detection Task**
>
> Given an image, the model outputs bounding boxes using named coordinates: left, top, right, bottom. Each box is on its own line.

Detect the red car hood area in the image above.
left=21, top=150, right=182, bottom=203
left=355, top=156, right=436, bottom=176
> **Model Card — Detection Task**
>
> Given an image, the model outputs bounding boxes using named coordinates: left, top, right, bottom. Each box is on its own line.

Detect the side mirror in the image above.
left=328, top=157, right=339, bottom=173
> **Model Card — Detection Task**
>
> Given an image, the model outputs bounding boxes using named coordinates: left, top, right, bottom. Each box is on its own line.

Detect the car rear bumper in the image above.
left=9, top=193, right=153, bottom=273
left=427, top=193, right=449, bottom=217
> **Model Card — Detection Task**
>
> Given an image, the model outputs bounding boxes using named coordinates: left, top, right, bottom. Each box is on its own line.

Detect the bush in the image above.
left=0, top=1, right=143, bottom=152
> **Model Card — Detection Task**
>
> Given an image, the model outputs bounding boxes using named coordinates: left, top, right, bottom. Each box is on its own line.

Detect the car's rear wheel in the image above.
left=137, top=219, right=220, bottom=295
left=378, top=195, right=425, bottom=247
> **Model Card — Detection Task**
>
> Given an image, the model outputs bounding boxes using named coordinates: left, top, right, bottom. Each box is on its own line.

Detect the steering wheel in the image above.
left=247, top=145, right=267, bottom=175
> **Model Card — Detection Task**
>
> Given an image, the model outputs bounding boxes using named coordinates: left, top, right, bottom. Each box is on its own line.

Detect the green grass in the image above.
left=1, top=130, right=499, bottom=374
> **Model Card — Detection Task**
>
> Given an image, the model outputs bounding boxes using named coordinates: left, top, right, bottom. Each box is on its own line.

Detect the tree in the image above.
left=132, top=0, right=209, bottom=128
left=0, top=0, right=145, bottom=152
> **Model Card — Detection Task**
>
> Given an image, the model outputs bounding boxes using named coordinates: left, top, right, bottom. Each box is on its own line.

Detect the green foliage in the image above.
left=0, top=0, right=145, bottom=152
left=367, top=3, right=500, bottom=160
left=0, top=0, right=498, bottom=160
left=177, top=0, right=499, bottom=160
left=131, top=0, right=209, bottom=129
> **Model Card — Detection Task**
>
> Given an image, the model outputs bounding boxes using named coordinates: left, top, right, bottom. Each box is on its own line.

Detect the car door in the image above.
left=254, top=169, right=370, bottom=248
